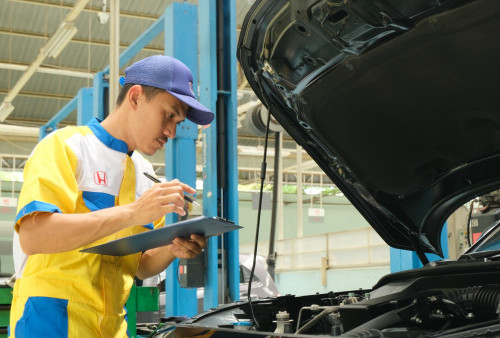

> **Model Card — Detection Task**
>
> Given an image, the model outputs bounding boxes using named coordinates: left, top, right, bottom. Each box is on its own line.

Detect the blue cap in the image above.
left=122, top=55, right=214, bottom=125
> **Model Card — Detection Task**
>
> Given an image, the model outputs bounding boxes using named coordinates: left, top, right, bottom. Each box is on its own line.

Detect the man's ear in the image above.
left=127, top=85, right=143, bottom=109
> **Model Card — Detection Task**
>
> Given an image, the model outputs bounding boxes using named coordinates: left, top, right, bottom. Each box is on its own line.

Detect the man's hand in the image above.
left=169, top=234, right=206, bottom=259
left=136, top=234, right=206, bottom=280
left=129, top=179, right=196, bottom=226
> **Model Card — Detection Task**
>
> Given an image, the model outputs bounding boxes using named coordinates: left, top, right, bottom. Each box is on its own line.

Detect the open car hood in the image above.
left=237, top=0, right=500, bottom=257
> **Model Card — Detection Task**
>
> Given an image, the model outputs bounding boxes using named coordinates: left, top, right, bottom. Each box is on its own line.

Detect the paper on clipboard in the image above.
left=81, top=216, right=241, bottom=256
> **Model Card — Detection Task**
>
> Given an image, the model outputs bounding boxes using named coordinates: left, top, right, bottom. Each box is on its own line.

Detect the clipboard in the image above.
left=81, top=216, right=241, bottom=256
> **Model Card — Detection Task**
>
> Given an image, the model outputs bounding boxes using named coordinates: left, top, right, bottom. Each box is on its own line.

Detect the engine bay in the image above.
left=164, top=260, right=500, bottom=337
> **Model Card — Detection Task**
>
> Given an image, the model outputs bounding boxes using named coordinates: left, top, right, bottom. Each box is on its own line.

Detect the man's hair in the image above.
left=116, top=83, right=166, bottom=106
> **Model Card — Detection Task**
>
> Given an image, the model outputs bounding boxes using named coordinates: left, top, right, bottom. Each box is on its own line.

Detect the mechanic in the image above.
left=9, top=55, right=214, bottom=337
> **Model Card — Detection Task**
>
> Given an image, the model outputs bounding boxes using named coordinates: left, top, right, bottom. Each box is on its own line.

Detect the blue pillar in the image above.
left=390, top=223, right=449, bottom=272
left=199, top=0, right=219, bottom=311
left=222, top=0, right=240, bottom=302
left=77, top=87, right=93, bottom=126
left=164, top=2, right=199, bottom=318
left=92, top=71, right=107, bottom=120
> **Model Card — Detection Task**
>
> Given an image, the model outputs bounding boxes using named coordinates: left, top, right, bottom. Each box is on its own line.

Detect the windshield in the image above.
left=466, top=221, right=500, bottom=254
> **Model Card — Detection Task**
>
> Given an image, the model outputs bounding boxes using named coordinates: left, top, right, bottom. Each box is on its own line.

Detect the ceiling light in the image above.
left=43, top=23, right=78, bottom=59
left=97, top=0, right=109, bottom=24
left=97, top=12, right=109, bottom=24
left=0, top=102, right=15, bottom=122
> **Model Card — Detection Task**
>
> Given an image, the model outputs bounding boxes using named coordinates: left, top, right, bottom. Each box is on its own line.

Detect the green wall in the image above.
left=276, top=266, right=390, bottom=296
left=236, top=191, right=390, bottom=297
left=237, top=191, right=371, bottom=245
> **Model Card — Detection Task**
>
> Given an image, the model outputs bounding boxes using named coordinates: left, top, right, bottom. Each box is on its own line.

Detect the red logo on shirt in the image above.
left=93, top=171, right=108, bottom=186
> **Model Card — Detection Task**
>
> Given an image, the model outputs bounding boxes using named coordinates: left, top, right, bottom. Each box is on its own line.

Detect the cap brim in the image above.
left=169, top=92, right=214, bottom=125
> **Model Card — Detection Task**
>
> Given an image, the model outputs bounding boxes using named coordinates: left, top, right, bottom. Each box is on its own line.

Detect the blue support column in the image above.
left=222, top=0, right=240, bottom=302
left=164, top=2, right=199, bottom=318
left=390, top=223, right=449, bottom=272
left=199, top=0, right=219, bottom=311
left=77, top=87, right=93, bottom=126
left=93, top=71, right=107, bottom=120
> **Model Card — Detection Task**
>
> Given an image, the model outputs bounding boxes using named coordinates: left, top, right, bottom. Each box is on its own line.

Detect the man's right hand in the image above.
left=128, top=179, right=196, bottom=226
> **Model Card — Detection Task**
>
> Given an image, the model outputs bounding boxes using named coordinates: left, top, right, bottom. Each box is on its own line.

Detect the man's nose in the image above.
left=164, top=124, right=176, bottom=139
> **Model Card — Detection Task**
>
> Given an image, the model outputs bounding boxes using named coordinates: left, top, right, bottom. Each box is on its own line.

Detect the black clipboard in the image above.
left=81, top=216, right=241, bottom=256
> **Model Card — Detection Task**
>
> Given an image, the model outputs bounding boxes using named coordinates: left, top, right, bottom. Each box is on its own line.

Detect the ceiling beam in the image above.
left=0, top=28, right=163, bottom=53
left=8, top=0, right=159, bottom=20
left=0, top=61, right=93, bottom=78
left=283, top=160, right=319, bottom=172
left=0, top=89, right=74, bottom=100
left=0, top=124, right=39, bottom=138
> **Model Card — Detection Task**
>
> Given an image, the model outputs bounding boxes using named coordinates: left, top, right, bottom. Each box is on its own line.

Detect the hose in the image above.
left=445, top=285, right=500, bottom=320
left=474, top=285, right=500, bottom=319
left=295, top=306, right=338, bottom=334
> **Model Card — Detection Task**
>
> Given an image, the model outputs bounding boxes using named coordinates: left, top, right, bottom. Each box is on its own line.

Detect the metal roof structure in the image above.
left=0, top=0, right=329, bottom=186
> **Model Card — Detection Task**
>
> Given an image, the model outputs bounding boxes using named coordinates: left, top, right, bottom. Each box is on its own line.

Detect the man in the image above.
left=9, top=55, right=214, bottom=337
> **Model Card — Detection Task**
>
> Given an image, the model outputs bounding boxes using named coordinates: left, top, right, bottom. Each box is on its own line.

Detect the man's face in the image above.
left=133, top=89, right=189, bottom=155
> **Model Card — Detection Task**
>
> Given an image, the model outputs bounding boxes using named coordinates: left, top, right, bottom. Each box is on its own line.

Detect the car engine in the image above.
left=155, top=260, right=500, bottom=337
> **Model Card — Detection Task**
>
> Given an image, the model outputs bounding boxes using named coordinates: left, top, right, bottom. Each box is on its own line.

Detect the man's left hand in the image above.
left=169, top=234, right=206, bottom=259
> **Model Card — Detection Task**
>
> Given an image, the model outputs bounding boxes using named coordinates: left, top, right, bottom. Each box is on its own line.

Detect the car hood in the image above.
left=237, top=0, right=500, bottom=257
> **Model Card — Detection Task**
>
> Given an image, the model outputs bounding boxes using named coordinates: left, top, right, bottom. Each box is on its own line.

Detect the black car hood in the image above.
left=237, top=0, right=500, bottom=256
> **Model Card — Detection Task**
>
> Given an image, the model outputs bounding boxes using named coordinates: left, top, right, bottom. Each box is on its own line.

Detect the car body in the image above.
left=160, top=0, right=500, bottom=336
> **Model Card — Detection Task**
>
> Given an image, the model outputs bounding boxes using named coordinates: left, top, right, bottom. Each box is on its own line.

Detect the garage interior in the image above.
left=0, top=0, right=480, bottom=336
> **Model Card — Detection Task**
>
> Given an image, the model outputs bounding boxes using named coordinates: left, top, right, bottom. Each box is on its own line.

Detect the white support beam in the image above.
left=8, top=0, right=157, bottom=20
left=283, top=159, right=318, bottom=172
left=0, top=29, right=162, bottom=53
left=277, top=132, right=284, bottom=240
left=108, top=0, right=119, bottom=112
left=0, top=124, right=39, bottom=138
left=297, top=144, right=303, bottom=237
left=0, top=62, right=93, bottom=79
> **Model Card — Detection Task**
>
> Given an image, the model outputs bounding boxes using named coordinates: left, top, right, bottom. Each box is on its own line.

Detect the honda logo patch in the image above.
left=93, top=171, right=108, bottom=186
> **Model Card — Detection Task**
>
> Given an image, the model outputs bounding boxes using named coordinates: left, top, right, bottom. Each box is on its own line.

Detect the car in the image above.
left=159, top=0, right=500, bottom=337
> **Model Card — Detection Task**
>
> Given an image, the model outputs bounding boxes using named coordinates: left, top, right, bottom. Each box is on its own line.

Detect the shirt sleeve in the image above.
left=15, top=130, right=79, bottom=232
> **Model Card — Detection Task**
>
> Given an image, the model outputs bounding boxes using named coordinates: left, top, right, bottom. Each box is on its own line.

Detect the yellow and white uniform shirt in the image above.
left=10, top=118, right=160, bottom=338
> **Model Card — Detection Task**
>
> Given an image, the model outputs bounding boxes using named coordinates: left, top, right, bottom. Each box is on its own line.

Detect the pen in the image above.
left=143, top=172, right=200, bottom=206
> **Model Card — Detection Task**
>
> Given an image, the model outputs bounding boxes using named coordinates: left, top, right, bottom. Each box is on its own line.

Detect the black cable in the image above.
left=247, top=90, right=272, bottom=330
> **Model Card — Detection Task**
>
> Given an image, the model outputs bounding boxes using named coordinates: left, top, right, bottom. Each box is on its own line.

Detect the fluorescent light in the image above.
left=43, top=23, right=78, bottom=59
left=0, top=102, right=15, bottom=122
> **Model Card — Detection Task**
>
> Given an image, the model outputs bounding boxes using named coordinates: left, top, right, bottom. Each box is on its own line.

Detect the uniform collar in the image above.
left=87, top=118, right=129, bottom=154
